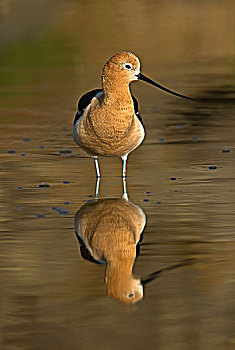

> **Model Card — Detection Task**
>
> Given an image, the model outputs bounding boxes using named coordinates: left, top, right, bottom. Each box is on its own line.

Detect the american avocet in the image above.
left=73, top=52, right=193, bottom=184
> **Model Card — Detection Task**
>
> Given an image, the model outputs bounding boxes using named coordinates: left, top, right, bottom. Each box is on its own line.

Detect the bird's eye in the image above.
left=128, top=293, right=134, bottom=298
left=124, top=63, right=132, bottom=70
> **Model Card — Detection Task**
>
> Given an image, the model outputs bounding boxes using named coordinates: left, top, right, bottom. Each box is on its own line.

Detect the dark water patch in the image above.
left=176, top=124, right=182, bottom=129
left=36, top=213, right=46, bottom=218
left=58, top=148, right=73, bottom=157
left=39, top=145, right=45, bottom=149
left=196, top=88, right=235, bottom=104
left=170, top=177, right=177, bottom=181
left=17, top=186, right=22, bottom=190
left=63, top=202, right=70, bottom=205
left=22, top=138, right=31, bottom=142
left=51, top=207, right=70, bottom=216
left=208, top=165, right=218, bottom=170
left=151, top=107, right=158, bottom=113
left=221, top=149, right=231, bottom=153
left=14, top=206, right=22, bottom=210
left=38, top=182, right=51, bottom=188
left=62, top=180, right=70, bottom=184
left=7, top=150, right=16, bottom=154
left=21, top=153, right=27, bottom=156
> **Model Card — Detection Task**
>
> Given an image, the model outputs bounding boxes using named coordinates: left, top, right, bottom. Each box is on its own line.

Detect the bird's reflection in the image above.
left=74, top=180, right=196, bottom=304
left=74, top=193, right=146, bottom=304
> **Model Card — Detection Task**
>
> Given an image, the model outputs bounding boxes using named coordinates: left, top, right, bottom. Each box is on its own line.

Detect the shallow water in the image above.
left=1, top=1, right=235, bottom=349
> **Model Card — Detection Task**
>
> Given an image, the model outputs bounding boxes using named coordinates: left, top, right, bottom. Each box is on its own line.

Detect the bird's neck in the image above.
left=102, top=78, right=134, bottom=113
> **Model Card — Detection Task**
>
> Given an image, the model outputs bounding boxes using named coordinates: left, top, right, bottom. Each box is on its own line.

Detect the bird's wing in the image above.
left=131, top=94, right=143, bottom=125
left=73, top=89, right=103, bottom=126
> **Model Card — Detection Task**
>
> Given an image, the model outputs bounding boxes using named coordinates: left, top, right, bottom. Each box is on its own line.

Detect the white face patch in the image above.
left=134, top=69, right=140, bottom=77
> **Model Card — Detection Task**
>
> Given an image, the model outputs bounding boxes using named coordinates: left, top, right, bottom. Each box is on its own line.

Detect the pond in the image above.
left=1, top=1, right=235, bottom=349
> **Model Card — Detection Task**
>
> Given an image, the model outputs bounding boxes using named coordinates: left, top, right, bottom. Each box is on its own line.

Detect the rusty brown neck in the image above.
left=102, top=75, right=134, bottom=112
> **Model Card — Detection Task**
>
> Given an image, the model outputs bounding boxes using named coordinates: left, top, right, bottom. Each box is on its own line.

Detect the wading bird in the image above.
left=73, top=52, right=193, bottom=185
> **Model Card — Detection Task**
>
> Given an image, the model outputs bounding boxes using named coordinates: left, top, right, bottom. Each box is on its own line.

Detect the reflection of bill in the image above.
left=74, top=197, right=146, bottom=304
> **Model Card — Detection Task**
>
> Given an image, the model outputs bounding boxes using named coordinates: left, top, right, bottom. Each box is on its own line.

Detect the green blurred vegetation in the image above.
left=1, top=33, right=74, bottom=86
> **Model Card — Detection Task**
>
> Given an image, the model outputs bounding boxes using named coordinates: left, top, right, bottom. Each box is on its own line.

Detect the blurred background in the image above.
left=0, top=0, right=235, bottom=349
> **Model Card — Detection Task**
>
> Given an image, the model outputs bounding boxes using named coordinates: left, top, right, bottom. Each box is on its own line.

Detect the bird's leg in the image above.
left=94, top=156, right=101, bottom=178
left=121, top=155, right=128, bottom=199
left=95, top=176, right=100, bottom=199
left=94, top=156, right=101, bottom=199
left=122, top=155, right=127, bottom=178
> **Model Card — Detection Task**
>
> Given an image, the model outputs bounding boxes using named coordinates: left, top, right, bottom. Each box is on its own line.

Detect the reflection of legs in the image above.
left=95, top=176, right=100, bottom=199
left=121, top=155, right=128, bottom=199
left=94, top=156, right=100, bottom=178
left=122, top=155, right=127, bottom=178
left=122, top=176, right=128, bottom=200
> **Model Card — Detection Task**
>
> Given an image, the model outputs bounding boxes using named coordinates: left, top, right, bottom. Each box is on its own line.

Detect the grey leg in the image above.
left=94, top=156, right=101, bottom=178
left=122, top=155, right=127, bottom=178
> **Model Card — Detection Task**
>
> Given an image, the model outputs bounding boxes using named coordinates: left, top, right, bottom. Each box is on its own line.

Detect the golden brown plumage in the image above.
left=73, top=52, right=145, bottom=179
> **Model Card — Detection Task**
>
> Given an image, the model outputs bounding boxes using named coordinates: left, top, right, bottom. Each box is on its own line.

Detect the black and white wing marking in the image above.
left=73, top=89, right=143, bottom=126
left=131, top=94, right=143, bottom=125
left=73, top=88, right=103, bottom=126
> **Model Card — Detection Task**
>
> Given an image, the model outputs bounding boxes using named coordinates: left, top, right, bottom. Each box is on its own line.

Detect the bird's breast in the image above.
left=74, top=97, right=145, bottom=157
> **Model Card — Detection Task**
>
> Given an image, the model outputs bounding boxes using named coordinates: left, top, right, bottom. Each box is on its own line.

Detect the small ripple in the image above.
left=51, top=207, right=70, bottom=216
left=14, top=206, right=22, bottom=210
left=36, top=214, right=46, bottom=218
left=38, top=182, right=51, bottom=188
left=22, top=138, right=31, bottom=142
left=58, top=148, right=73, bottom=157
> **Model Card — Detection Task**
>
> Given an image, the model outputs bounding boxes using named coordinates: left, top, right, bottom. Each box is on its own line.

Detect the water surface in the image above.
left=1, top=1, right=235, bottom=349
